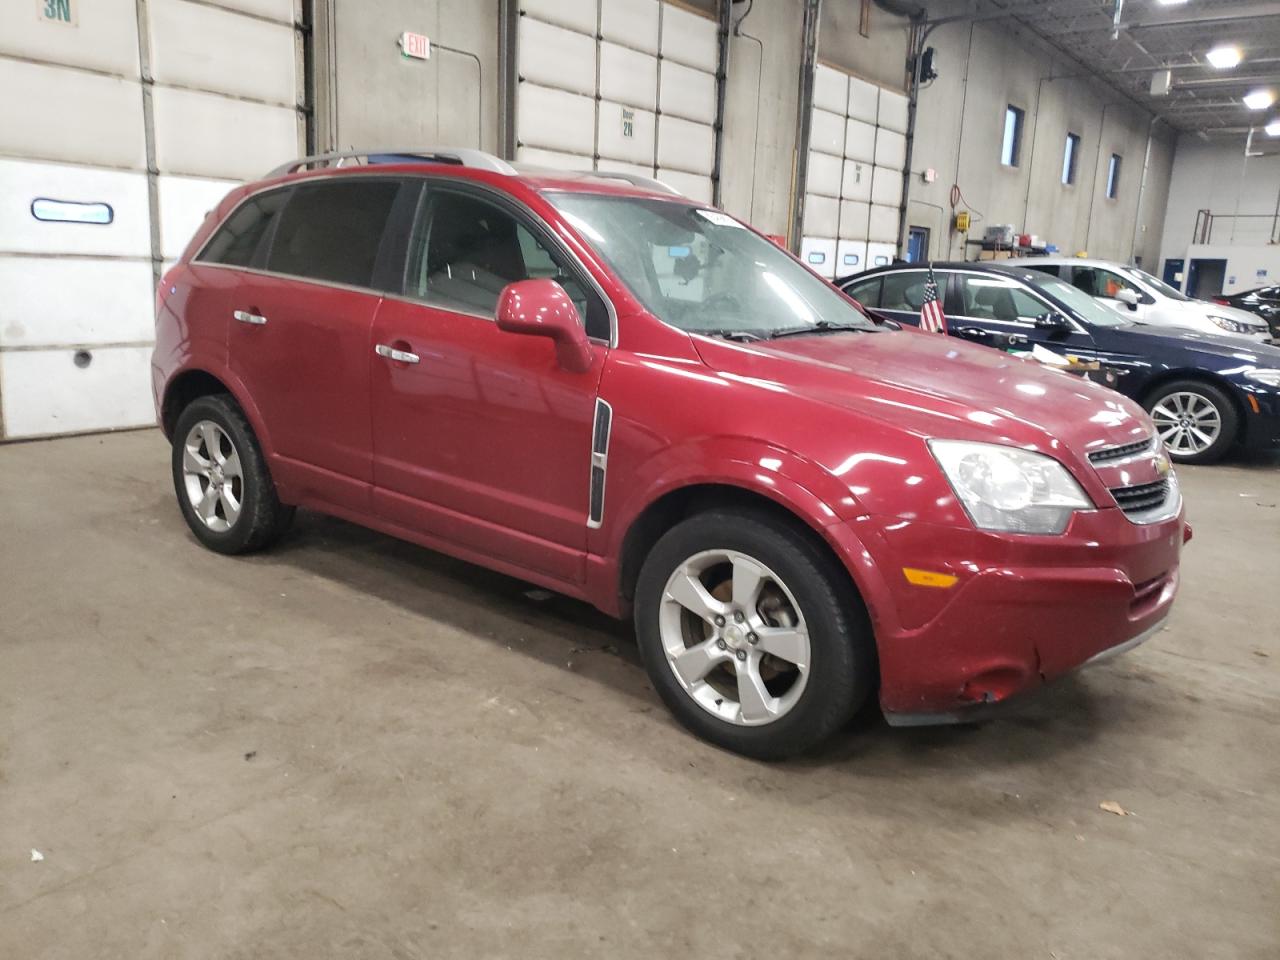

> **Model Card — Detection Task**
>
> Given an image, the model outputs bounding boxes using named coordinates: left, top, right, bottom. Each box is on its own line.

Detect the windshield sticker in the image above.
left=695, top=209, right=744, bottom=228
left=668, top=245, right=691, bottom=258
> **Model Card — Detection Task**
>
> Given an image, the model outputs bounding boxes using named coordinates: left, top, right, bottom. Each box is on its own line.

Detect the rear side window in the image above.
left=267, top=179, right=399, bottom=287
left=880, top=271, right=930, bottom=311
left=844, top=276, right=882, bottom=307
left=199, top=189, right=288, bottom=267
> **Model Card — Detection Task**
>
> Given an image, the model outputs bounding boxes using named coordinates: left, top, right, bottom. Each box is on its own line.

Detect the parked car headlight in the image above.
left=1208, top=314, right=1258, bottom=334
left=1243, top=368, right=1280, bottom=387
left=928, top=440, right=1093, bottom=535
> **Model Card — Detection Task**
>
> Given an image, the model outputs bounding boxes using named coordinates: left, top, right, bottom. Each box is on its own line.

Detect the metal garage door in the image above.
left=800, top=64, right=907, bottom=280
left=0, top=0, right=303, bottom=441
left=515, top=0, right=719, bottom=203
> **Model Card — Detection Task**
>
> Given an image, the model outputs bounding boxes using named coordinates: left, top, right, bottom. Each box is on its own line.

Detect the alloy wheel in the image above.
left=181, top=420, right=243, bottom=532
left=1150, top=391, right=1222, bottom=457
left=658, top=549, right=811, bottom=726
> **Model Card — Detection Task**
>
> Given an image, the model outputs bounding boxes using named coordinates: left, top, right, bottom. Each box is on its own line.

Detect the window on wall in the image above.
left=1106, top=153, right=1122, bottom=198
left=1001, top=106, right=1025, bottom=167
left=1062, top=132, right=1081, bottom=185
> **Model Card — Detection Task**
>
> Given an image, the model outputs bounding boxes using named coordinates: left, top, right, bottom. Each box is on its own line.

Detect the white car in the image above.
left=1021, top=257, right=1273, bottom=343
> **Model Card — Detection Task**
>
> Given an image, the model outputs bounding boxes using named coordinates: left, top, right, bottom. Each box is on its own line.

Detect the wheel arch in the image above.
left=1137, top=369, right=1247, bottom=440
left=160, top=365, right=275, bottom=458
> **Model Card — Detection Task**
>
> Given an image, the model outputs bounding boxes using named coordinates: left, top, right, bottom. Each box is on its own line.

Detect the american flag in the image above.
left=920, top=266, right=948, bottom=334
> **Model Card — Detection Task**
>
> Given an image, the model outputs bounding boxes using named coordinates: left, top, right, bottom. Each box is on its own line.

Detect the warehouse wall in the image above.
left=1157, top=137, right=1280, bottom=267
left=818, top=0, right=909, bottom=92
left=904, top=15, right=1173, bottom=265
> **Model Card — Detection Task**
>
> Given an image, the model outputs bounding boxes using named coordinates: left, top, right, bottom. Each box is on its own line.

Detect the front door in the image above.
left=947, top=271, right=1097, bottom=358
left=227, top=177, right=403, bottom=512
left=369, top=185, right=609, bottom=585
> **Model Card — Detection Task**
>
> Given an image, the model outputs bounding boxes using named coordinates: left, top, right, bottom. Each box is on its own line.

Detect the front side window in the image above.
left=267, top=179, right=399, bottom=287
left=546, top=193, right=876, bottom=337
left=199, top=189, right=288, bottom=267
left=405, top=189, right=606, bottom=339
left=1071, top=266, right=1145, bottom=301
left=1001, top=106, right=1025, bottom=167
left=954, top=274, right=1049, bottom=323
left=1023, top=273, right=1129, bottom=327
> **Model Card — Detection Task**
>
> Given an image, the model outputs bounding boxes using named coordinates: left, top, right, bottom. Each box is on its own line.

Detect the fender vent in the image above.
left=588, top=399, right=613, bottom=528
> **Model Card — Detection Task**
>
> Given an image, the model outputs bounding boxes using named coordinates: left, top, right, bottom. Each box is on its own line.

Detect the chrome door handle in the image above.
left=957, top=326, right=990, bottom=338
left=375, top=343, right=420, bottom=364
left=233, top=310, right=267, bottom=325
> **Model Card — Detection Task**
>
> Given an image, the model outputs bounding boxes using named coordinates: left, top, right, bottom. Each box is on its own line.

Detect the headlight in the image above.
left=928, top=440, right=1093, bottom=535
left=1244, top=368, right=1280, bottom=387
left=1208, top=314, right=1257, bottom=334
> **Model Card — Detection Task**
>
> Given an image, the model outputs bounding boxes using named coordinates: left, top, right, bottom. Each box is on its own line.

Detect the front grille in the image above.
left=1089, top=436, right=1153, bottom=464
left=1110, top=478, right=1170, bottom=516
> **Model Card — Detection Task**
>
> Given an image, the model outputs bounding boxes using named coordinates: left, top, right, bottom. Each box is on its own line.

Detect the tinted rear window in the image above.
left=199, top=189, right=288, bottom=267
left=267, top=179, right=399, bottom=287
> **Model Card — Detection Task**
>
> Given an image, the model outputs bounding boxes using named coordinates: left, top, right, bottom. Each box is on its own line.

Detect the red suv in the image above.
left=153, top=150, right=1187, bottom=759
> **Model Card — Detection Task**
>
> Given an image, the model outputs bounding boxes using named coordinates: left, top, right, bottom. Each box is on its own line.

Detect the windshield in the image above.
left=1023, top=272, right=1131, bottom=327
left=1120, top=266, right=1191, bottom=302
left=547, top=193, right=876, bottom=336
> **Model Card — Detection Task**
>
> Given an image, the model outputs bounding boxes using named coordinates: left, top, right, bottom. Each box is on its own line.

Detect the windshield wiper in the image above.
left=769, top=320, right=870, bottom=339
left=689, top=328, right=764, bottom=342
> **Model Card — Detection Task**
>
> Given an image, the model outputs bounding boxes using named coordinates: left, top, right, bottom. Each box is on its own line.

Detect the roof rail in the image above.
left=578, top=170, right=684, bottom=196
left=267, top=148, right=517, bottom=178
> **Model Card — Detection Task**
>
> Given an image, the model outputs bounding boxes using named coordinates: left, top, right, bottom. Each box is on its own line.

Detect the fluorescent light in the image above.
left=1243, top=89, right=1275, bottom=110
left=1266, top=119, right=1280, bottom=137
left=1157, top=0, right=1189, bottom=5
left=1205, top=45, right=1243, bottom=70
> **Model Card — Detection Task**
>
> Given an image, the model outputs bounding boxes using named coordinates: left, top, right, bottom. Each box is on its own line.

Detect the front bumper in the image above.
left=838, top=506, right=1187, bottom=721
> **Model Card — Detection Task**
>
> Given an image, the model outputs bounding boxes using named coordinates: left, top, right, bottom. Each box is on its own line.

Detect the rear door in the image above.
left=227, top=176, right=404, bottom=512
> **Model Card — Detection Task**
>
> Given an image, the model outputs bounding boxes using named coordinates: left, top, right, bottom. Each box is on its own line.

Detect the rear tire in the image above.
left=634, top=509, right=873, bottom=760
left=171, top=394, right=294, bottom=554
left=1144, top=379, right=1239, bottom=465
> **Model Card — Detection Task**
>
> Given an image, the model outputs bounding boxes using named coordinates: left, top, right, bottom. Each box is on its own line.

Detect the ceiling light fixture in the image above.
left=1243, top=89, right=1276, bottom=110
left=1205, top=45, right=1243, bottom=70
left=1157, top=0, right=1189, bottom=5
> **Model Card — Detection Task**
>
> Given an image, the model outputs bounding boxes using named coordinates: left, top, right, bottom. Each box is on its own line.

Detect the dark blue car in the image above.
left=841, top=262, right=1280, bottom=464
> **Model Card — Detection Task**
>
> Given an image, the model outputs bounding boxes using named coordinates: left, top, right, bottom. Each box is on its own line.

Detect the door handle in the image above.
left=375, top=343, right=420, bottom=364
left=957, top=326, right=990, bottom=338
left=233, top=310, right=267, bottom=325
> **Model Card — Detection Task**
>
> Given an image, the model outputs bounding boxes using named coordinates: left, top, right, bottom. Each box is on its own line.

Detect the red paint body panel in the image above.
left=154, top=161, right=1187, bottom=721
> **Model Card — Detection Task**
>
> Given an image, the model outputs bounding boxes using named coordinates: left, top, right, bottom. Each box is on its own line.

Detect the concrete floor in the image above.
left=1, top=429, right=1277, bottom=959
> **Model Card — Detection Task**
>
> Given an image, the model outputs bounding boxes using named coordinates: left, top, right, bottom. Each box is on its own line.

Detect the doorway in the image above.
left=1162, top=258, right=1185, bottom=291
left=906, top=226, right=930, bottom=263
left=1187, top=258, right=1227, bottom=299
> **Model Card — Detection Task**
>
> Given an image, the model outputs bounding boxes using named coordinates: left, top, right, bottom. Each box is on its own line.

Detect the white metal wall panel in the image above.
left=844, top=119, right=876, bottom=164
left=599, top=42, right=657, bottom=111
left=804, top=195, right=839, bottom=236
left=202, top=0, right=294, bottom=21
left=660, top=170, right=713, bottom=204
left=878, top=88, right=910, bottom=134
left=836, top=240, right=868, bottom=276
left=839, top=200, right=871, bottom=239
left=807, top=152, right=842, bottom=198
left=841, top=161, right=872, bottom=202
left=0, top=160, right=150, bottom=258
left=658, top=115, right=713, bottom=176
left=1, top=347, right=155, bottom=439
left=867, top=242, right=897, bottom=268
left=148, top=0, right=295, bottom=105
left=813, top=65, right=847, bottom=115
left=157, top=176, right=239, bottom=260
left=874, top=129, right=907, bottom=169
left=152, top=87, right=296, bottom=180
left=800, top=238, right=837, bottom=279
left=847, top=77, right=878, bottom=124
left=520, top=0, right=598, bottom=33
left=0, top=59, right=146, bottom=170
left=518, top=146, right=590, bottom=170
left=871, top=167, right=904, bottom=207
left=0, top=259, right=155, bottom=349
left=597, top=158, right=657, bottom=179
left=599, top=102, right=657, bottom=165
left=660, top=60, right=716, bottom=125
left=518, top=83, right=596, bottom=157
left=660, top=6, right=716, bottom=69
left=810, top=109, right=846, bottom=157
left=869, top=205, right=899, bottom=242
left=600, top=0, right=659, bottom=52
left=0, top=0, right=139, bottom=76
left=519, top=16, right=596, bottom=96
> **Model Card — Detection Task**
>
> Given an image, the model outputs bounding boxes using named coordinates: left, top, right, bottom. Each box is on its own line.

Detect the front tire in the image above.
left=634, top=509, right=873, bottom=760
left=1145, top=379, right=1239, bottom=465
left=171, top=394, right=294, bottom=554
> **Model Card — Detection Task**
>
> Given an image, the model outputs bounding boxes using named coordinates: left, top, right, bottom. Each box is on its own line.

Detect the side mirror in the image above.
left=495, top=278, right=594, bottom=373
left=1034, top=312, right=1072, bottom=334
left=1115, top=288, right=1140, bottom=310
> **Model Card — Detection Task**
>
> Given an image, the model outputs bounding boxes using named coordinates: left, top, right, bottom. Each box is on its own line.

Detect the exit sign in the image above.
left=399, top=31, right=430, bottom=60
left=40, top=0, right=77, bottom=25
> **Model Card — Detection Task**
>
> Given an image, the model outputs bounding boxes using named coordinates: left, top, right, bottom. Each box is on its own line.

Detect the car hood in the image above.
left=691, top=329, right=1152, bottom=458
left=1104, top=320, right=1280, bottom=363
